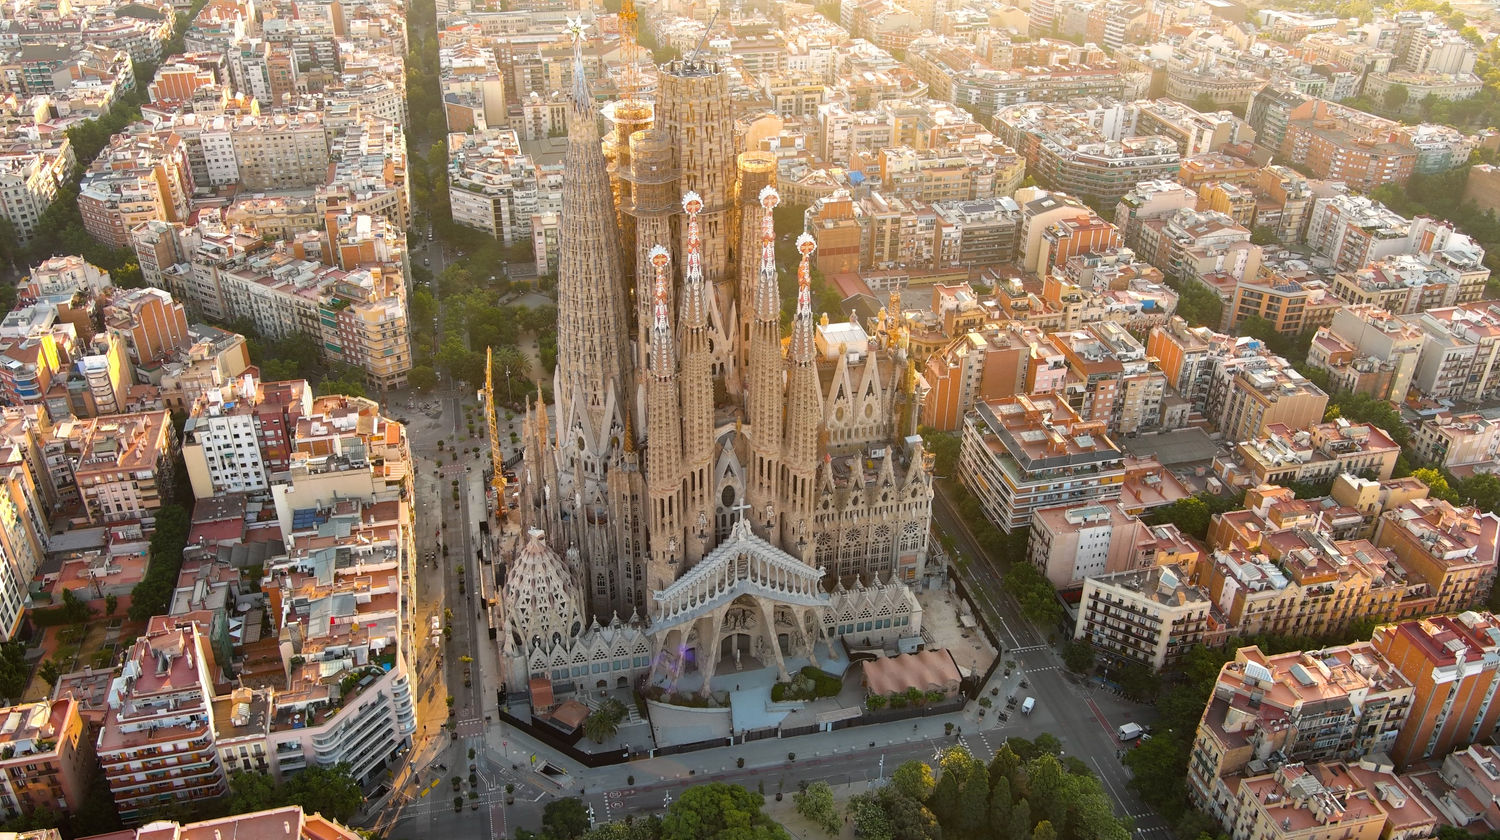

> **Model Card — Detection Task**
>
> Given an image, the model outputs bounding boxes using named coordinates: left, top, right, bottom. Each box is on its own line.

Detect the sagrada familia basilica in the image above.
left=499, top=23, right=933, bottom=700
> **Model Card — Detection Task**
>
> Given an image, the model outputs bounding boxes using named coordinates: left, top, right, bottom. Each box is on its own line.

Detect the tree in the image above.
left=891, top=760, right=936, bottom=803
left=1457, top=472, right=1500, bottom=513
left=848, top=791, right=895, bottom=840
left=988, top=776, right=1012, bottom=832
left=228, top=770, right=281, bottom=815
left=1123, top=733, right=1187, bottom=816
left=541, top=797, right=593, bottom=840
left=60, top=588, right=92, bottom=624
left=104, top=593, right=117, bottom=616
left=1412, top=467, right=1456, bottom=503
left=794, top=781, right=840, bottom=835
left=37, top=659, right=61, bottom=687
left=659, top=783, right=789, bottom=840
left=409, top=365, right=438, bottom=391
left=1250, top=225, right=1279, bottom=246
left=918, top=427, right=960, bottom=476
left=582, top=699, right=626, bottom=744
left=1062, top=640, right=1095, bottom=673
left=1007, top=798, right=1032, bottom=840
left=0, top=642, right=28, bottom=700
left=1032, top=821, right=1058, bottom=840
left=1383, top=82, right=1410, bottom=112
left=230, top=764, right=362, bottom=824
left=1025, top=753, right=1069, bottom=828
left=1145, top=495, right=1213, bottom=540
left=282, top=763, right=363, bottom=823
left=929, top=746, right=988, bottom=835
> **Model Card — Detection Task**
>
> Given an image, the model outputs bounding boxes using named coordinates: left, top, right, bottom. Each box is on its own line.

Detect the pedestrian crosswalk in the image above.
left=1009, top=645, right=1049, bottom=653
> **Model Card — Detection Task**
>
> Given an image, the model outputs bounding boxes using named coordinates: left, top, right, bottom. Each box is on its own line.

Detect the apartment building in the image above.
left=24, top=256, right=110, bottom=300
left=1407, top=303, right=1500, bottom=404
left=0, top=145, right=71, bottom=247
left=1217, top=420, right=1399, bottom=488
left=1371, top=612, right=1500, bottom=769
left=447, top=129, right=560, bottom=245
left=1249, top=165, right=1315, bottom=247
left=1044, top=251, right=1179, bottom=334
left=98, top=624, right=228, bottom=824
left=0, top=446, right=46, bottom=641
left=958, top=393, right=1126, bottom=533
left=181, top=376, right=312, bottom=498
left=1412, top=413, right=1500, bottom=470
left=228, top=112, right=330, bottom=191
left=101, top=806, right=363, bottom=840
left=1148, top=315, right=1228, bottom=409
left=1331, top=474, right=1434, bottom=541
left=1198, top=524, right=1426, bottom=641
left=1075, top=564, right=1215, bottom=670
left=0, top=699, right=91, bottom=821
left=102, top=287, right=192, bottom=377
left=1136, top=99, right=1248, bottom=156
left=1280, top=100, right=1416, bottom=191
left=256, top=497, right=416, bottom=785
left=1334, top=254, right=1489, bottom=317
left=1307, top=305, right=1424, bottom=403
left=877, top=141, right=1026, bottom=204
left=918, top=321, right=1063, bottom=431
left=51, top=410, right=177, bottom=526
left=1374, top=498, right=1500, bottom=615
left=178, top=243, right=412, bottom=390
left=1177, top=152, right=1262, bottom=189
left=1229, top=762, right=1392, bottom=840
left=1304, top=192, right=1413, bottom=272
left=1136, top=209, right=1260, bottom=296
left=1226, top=272, right=1345, bottom=337
left=1215, top=354, right=1329, bottom=443
left=1027, top=498, right=1196, bottom=588
left=997, top=101, right=1180, bottom=205
left=1187, top=644, right=1413, bottom=823
left=1050, top=322, right=1165, bottom=436
left=78, top=131, right=192, bottom=248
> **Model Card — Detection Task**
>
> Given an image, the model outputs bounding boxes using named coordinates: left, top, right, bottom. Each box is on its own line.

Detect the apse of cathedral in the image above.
left=501, top=23, right=932, bottom=696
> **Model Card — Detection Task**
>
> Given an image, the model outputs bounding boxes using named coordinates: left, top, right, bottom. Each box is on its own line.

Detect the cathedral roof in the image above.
left=504, top=529, right=584, bottom=648
left=649, top=519, right=829, bottom=634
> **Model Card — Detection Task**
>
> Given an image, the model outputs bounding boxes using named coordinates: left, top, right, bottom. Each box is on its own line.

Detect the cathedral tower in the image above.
left=652, top=60, right=737, bottom=376
left=744, top=185, right=784, bottom=542
left=644, top=246, right=683, bottom=594
left=732, top=152, right=777, bottom=396
left=678, top=194, right=717, bottom=562
left=550, top=20, right=638, bottom=615
left=781, top=234, right=822, bottom=555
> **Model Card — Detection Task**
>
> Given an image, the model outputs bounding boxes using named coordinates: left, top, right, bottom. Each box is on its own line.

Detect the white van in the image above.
left=1117, top=722, right=1143, bottom=741
left=1020, top=696, right=1035, bottom=714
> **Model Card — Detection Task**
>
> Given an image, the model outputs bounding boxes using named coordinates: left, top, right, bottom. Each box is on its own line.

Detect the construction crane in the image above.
left=483, top=346, right=506, bottom=518
left=618, top=0, right=644, bottom=103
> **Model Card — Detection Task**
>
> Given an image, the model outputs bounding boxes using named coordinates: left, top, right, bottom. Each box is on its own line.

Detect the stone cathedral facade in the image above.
left=500, top=27, right=932, bottom=699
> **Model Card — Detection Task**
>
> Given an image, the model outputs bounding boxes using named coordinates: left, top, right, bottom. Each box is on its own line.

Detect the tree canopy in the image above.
left=228, top=764, right=363, bottom=824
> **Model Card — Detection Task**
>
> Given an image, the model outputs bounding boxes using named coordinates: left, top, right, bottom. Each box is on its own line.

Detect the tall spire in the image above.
left=550, top=18, right=636, bottom=616
left=754, top=186, right=780, bottom=321
left=566, top=16, right=591, bottom=111
left=678, top=191, right=716, bottom=561
left=648, top=245, right=675, bottom=378
left=645, top=245, right=683, bottom=592
left=680, top=192, right=708, bottom=329
left=781, top=233, right=821, bottom=554
left=789, top=233, right=818, bottom=363
left=745, top=185, right=785, bottom=540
